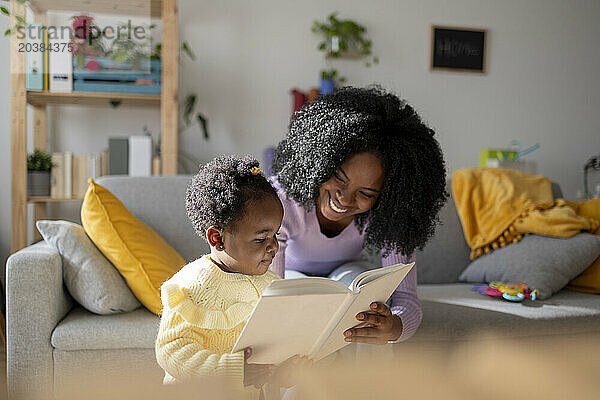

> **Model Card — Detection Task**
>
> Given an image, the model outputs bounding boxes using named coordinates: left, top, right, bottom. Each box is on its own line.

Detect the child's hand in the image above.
left=272, top=355, right=312, bottom=388
left=243, top=348, right=275, bottom=388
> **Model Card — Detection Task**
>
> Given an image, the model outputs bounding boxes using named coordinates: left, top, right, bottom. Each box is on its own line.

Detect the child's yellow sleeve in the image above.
left=155, top=309, right=245, bottom=386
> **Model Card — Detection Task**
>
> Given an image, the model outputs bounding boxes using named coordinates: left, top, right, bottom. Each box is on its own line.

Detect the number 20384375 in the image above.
left=18, top=42, right=73, bottom=53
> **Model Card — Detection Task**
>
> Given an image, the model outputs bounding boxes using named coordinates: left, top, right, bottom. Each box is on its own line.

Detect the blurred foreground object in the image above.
left=49, top=335, right=600, bottom=400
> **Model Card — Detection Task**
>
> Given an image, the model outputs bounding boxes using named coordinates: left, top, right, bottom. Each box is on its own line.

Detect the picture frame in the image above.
left=430, top=26, right=487, bottom=73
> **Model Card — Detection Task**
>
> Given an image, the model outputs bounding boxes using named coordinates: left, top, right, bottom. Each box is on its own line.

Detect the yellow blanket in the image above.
left=452, top=168, right=600, bottom=293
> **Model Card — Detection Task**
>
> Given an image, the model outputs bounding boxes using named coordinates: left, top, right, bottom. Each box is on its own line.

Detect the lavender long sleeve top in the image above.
left=269, top=178, right=422, bottom=342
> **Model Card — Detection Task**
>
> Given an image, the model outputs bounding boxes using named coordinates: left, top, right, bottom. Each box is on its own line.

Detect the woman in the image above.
left=270, top=86, right=447, bottom=343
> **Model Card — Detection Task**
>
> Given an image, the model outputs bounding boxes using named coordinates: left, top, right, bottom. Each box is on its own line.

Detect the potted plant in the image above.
left=27, top=149, right=53, bottom=197
left=70, top=15, right=108, bottom=69
left=312, top=13, right=379, bottom=67
left=319, top=68, right=346, bottom=94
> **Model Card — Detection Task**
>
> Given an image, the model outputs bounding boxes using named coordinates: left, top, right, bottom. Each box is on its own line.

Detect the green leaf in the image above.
left=181, top=41, right=196, bottom=61
left=197, top=113, right=209, bottom=139
left=0, top=6, right=9, bottom=15
left=15, top=15, right=25, bottom=24
left=76, top=53, right=85, bottom=69
left=27, top=149, right=53, bottom=172
left=183, top=94, right=196, bottom=125
left=4, top=28, right=10, bottom=36
left=318, top=42, right=326, bottom=51
left=112, top=51, right=128, bottom=65
left=373, top=56, right=379, bottom=64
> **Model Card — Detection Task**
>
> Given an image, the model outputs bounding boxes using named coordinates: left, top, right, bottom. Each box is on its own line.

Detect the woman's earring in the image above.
left=217, top=243, right=225, bottom=251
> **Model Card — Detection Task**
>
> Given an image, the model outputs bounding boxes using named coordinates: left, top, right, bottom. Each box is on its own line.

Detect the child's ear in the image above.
left=206, top=226, right=225, bottom=251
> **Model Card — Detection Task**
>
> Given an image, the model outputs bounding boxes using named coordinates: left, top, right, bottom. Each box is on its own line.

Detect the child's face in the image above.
left=216, top=195, right=283, bottom=275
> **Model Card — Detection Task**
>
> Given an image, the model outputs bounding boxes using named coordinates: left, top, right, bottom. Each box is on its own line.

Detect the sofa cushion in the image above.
left=81, top=179, right=186, bottom=315
left=36, top=220, right=141, bottom=314
left=53, top=348, right=163, bottom=399
left=416, top=181, right=564, bottom=285
left=567, top=198, right=600, bottom=294
left=96, top=175, right=209, bottom=263
left=458, top=234, right=600, bottom=299
left=414, top=284, right=600, bottom=342
left=416, top=183, right=471, bottom=284
left=51, top=307, right=159, bottom=350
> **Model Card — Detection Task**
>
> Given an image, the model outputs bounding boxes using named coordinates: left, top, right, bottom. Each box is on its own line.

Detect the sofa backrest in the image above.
left=97, top=176, right=563, bottom=284
left=96, top=175, right=209, bottom=263
left=416, top=181, right=563, bottom=284
left=415, top=182, right=471, bottom=284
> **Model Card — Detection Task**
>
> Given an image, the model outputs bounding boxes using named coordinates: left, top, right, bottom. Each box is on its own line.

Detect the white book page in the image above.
left=232, top=293, right=347, bottom=365
left=262, top=277, right=351, bottom=297
left=313, top=263, right=414, bottom=360
left=349, top=263, right=411, bottom=291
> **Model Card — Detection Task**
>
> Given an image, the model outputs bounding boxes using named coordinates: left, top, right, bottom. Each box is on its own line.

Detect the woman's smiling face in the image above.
left=317, top=152, right=385, bottom=223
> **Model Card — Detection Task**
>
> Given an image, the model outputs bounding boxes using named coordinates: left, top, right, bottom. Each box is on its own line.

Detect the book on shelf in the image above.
left=129, top=136, right=152, bottom=177
left=152, top=156, right=161, bottom=176
left=110, top=136, right=158, bottom=176
left=109, top=138, right=129, bottom=175
left=100, top=150, right=109, bottom=178
left=50, top=152, right=64, bottom=199
left=26, top=23, right=44, bottom=91
left=232, top=262, right=415, bottom=364
left=63, top=152, right=73, bottom=198
left=44, top=27, right=48, bottom=90
left=48, top=33, right=73, bottom=92
left=72, top=154, right=89, bottom=199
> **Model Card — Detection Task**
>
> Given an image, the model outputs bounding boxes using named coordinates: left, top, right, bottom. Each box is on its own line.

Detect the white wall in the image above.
left=176, top=0, right=600, bottom=198
left=2, top=0, right=600, bottom=270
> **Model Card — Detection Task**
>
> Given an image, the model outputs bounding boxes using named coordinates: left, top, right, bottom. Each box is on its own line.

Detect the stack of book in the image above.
left=109, top=136, right=160, bottom=177
left=50, top=151, right=109, bottom=199
left=26, top=23, right=73, bottom=92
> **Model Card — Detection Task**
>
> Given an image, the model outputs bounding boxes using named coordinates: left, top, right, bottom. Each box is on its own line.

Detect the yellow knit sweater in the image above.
left=155, top=255, right=279, bottom=397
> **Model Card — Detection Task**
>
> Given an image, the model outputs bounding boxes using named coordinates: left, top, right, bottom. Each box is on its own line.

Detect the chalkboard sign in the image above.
left=431, top=26, right=487, bottom=72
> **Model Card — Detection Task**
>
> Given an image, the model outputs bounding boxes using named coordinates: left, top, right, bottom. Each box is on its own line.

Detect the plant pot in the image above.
left=319, top=78, right=336, bottom=95
left=27, top=171, right=51, bottom=197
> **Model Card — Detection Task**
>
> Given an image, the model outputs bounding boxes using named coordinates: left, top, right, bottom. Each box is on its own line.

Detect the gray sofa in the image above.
left=7, top=176, right=600, bottom=399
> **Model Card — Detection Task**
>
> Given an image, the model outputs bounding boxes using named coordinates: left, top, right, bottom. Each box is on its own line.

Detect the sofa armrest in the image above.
left=6, top=242, right=73, bottom=400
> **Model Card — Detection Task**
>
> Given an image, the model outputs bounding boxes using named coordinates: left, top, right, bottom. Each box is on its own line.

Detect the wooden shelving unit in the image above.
left=27, top=197, right=84, bottom=203
left=10, top=0, right=179, bottom=252
left=26, top=91, right=162, bottom=107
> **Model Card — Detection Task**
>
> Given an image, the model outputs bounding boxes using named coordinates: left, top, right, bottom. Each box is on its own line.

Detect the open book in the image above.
left=232, top=262, right=415, bottom=364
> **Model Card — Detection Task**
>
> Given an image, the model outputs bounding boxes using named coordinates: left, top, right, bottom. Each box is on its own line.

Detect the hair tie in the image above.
left=250, top=166, right=261, bottom=175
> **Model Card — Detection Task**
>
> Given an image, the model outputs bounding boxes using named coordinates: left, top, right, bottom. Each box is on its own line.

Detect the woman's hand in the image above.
left=243, top=348, right=275, bottom=388
left=343, top=302, right=403, bottom=344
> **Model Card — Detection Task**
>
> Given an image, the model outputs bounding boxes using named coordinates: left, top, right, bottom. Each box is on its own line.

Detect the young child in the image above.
left=155, top=155, right=303, bottom=399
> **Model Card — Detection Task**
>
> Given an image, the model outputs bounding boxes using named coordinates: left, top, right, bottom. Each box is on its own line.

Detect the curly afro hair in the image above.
left=186, top=155, right=279, bottom=240
left=272, top=86, right=447, bottom=256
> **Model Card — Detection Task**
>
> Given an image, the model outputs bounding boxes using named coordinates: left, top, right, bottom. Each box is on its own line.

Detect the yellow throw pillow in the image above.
left=568, top=257, right=600, bottom=294
left=567, top=198, right=600, bottom=294
left=81, top=179, right=185, bottom=315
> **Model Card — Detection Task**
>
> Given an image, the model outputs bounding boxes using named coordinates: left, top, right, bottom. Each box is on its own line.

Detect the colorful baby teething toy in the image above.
left=472, top=281, right=539, bottom=302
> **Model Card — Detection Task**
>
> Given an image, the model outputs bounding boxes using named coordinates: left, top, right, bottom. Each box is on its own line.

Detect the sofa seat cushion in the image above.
left=52, top=307, right=160, bottom=351
left=414, top=284, right=600, bottom=342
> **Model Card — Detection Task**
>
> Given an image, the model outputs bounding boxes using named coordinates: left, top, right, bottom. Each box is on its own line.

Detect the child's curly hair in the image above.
left=186, top=155, right=278, bottom=240
left=272, top=86, right=448, bottom=256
